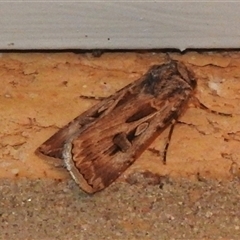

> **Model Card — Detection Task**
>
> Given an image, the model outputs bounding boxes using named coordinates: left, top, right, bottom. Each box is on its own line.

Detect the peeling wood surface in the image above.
left=0, top=51, right=240, bottom=183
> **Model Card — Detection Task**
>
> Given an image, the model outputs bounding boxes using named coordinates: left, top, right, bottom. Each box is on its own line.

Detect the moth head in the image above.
left=175, top=61, right=197, bottom=89
left=144, top=61, right=196, bottom=96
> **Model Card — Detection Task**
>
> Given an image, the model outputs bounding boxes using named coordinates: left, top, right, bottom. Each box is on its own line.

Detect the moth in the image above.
left=36, top=60, right=197, bottom=194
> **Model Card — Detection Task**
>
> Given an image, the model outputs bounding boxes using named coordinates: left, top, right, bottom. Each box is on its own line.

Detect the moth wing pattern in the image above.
left=36, top=82, right=137, bottom=159
left=36, top=61, right=196, bottom=193
left=49, top=61, right=196, bottom=193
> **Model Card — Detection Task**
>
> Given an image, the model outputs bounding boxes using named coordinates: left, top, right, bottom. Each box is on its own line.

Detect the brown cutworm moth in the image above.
left=36, top=60, right=197, bottom=193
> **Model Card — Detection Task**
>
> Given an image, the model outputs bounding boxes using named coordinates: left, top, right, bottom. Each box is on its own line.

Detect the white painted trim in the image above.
left=0, top=1, right=240, bottom=50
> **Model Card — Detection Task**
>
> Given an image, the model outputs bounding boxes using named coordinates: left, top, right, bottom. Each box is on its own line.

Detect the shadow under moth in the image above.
left=36, top=60, right=200, bottom=193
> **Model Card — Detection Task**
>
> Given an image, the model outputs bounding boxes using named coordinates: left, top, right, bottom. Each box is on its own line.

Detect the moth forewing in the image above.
left=37, top=85, right=137, bottom=159
left=41, top=60, right=196, bottom=193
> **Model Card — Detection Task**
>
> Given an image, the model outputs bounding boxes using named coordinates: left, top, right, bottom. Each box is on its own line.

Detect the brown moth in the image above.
left=36, top=60, right=197, bottom=193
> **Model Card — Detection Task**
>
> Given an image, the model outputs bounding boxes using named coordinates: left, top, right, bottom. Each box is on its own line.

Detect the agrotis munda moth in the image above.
left=37, top=60, right=224, bottom=194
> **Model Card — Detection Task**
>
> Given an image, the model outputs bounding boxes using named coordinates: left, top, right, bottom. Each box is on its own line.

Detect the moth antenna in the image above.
left=191, top=96, right=232, bottom=117
left=163, top=122, right=176, bottom=164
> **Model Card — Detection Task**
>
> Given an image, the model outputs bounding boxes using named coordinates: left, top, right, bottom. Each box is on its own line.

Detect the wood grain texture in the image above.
left=1, top=2, right=240, bottom=49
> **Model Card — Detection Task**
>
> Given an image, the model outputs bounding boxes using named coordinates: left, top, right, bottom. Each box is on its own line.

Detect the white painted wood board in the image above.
left=1, top=1, right=240, bottom=50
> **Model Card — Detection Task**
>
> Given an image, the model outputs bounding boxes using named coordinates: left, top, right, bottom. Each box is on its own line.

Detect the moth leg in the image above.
left=191, top=96, right=232, bottom=117
left=163, top=121, right=176, bottom=165
left=79, top=95, right=106, bottom=100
